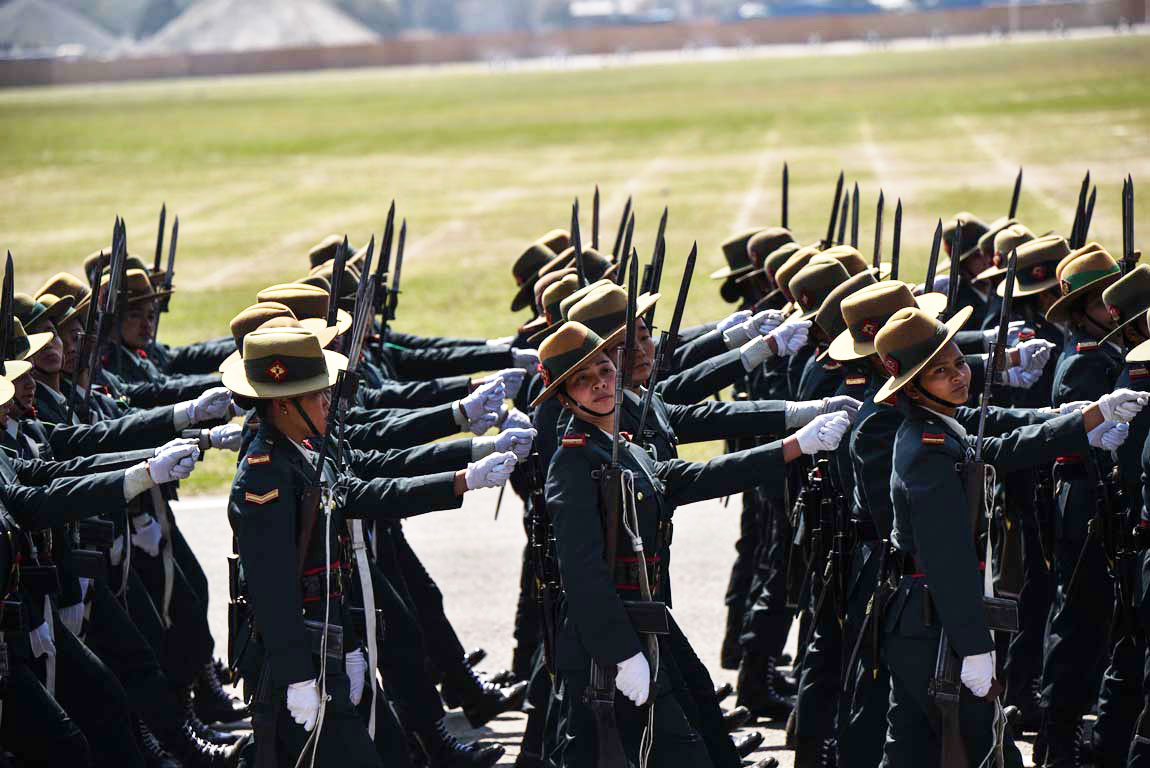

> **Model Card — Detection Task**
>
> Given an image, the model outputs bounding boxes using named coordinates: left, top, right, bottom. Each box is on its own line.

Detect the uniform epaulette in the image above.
left=921, top=431, right=946, bottom=446
left=1130, top=365, right=1150, bottom=380
left=561, top=433, right=587, bottom=447
left=823, top=360, right=842, bottom=371
left=845, top=375, right=867, bottom=387
left=1076, top=341, right=1099, bottom=353
left=243, top=489, right=279, bottom=505
left=246, top=454, right=271, bottom=465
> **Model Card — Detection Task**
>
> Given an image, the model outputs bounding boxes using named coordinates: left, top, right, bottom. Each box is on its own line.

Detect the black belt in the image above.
left=851, top=518, right=879, bottom=542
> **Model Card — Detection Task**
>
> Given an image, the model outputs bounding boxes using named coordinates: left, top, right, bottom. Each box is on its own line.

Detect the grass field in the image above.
left=3, top=33, right=1149, bottom=492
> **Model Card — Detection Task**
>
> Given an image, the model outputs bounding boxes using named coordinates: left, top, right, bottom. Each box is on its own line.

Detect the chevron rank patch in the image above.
left=246, top=454, right=271, bottom=465
left=1130, top=366, right=1150, bottom=380
left=1076, top=341, right=1099, bottom=353
left=845, top=376, right=867, bottom=387
left=244, top=489, right=280, bottom=505
left=921, top=432, right=946, bottom=446
left=561, top=434, right=587, bottom=448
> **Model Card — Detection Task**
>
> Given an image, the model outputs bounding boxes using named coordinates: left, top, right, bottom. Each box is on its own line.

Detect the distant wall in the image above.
left=1, top=0, right=1144, bottom=87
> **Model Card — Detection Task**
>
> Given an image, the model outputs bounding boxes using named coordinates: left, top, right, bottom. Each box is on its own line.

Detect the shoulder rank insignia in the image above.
left=244, top=489, right=279, bottom=505
left=921, top=432, right=946, bottom=446
left=822, top=360, right=842, bottom=371
left=1130, top=366, right=1149, bottom=380
left=845, top=376, right=867, bottom=387
left=1076, top=341, right=1099, bottom=353
left=561, top=434, right=587, bottom=448
left=246, top=454, right=271, bottom=465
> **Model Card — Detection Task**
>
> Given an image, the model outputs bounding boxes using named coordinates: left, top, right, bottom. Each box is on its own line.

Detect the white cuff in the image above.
left=470, top=436, right=497, bottom=461
left=784, top=399, right=823, bottom=429
left=451, top=402, right=469, bottom=429
left=123, top=463, right=156, bottom=502
left=739, top=336, right=773, bottom=372
left=172, top=402, right=193, bottom=430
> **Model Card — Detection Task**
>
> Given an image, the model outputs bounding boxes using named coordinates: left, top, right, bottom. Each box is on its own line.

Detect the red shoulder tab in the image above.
left=246, top=454, right=271, bottom=465
left=1130, top=366, right=1150, bottom=380
left=561, top=434, right=587, bottom=448
left=822, top=360, right=842, bottom=371
left=921, top=432, right=946, bottom=446
left=1076, top=341, right=1099, bottom=353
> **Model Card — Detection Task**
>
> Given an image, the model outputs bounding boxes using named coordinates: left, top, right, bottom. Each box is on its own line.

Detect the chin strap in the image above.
left=560, top=384, right=616, bottom=419
left=909, top=381, right=965, bottom=411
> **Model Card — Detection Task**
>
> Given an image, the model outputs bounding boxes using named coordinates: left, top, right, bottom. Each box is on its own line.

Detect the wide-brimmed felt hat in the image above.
left=0, top=359, right=27, bottom=405
left=309, top=261, right=362, bottom=311
left=100, top=268, right=172, bottom=307
left=532, top=268, right=576, bottom=314
left=828, top=281, right=947, bottom=362
left=219, top=302, right=338, bottom=372
left=743, top=241, right=804, bottom=310
left=816, top=245, right=871, bottom=277
left=995, top=235, right=1069, bottom=298
left=299, top=275, right=330, bottom=293
left=567, top=284, right=661, bottom=342
left=256, top=283, right=352, bottom=335
left=709, top=228, right=764, bottom=280
left=1044, top=243, right=1123, bottom=323
left=528, top=274, right=583, bottom=346
left=222, top=327, right=347, bottom=400
left=942, top=212, right=990, bottom=263
left=11, top=318, right=53, bottom=362
left=14, top=292, right=74, bottom=332
left=530, top=321, right=617, bottom=408
left=511, top=243, right=561, bottom=313
left=36, top=294, right=80, bottom=329
left=536, top=229, right=571, bottom=256
left=789, top=259, right=851, bottom=321
left=1125, top=310, right=1150, bottom=363
left=873, top=305, right=974, bottom=402
left=307, top=234, right=345, bottom=269
left=36, top=272, right=91, bottom=317
left=747, top=228, right=795, bottom=269
left=774, top=244, right=822, bottom=303
left=975, top=224, right=1036, bottom=281
left=813, top=269, right=878, bottom=346
left=527, top=278, right=614, bottom=346
left=975, top=217, right=1020, bottom=257
left=1101, top=264, right=1150, bottom=345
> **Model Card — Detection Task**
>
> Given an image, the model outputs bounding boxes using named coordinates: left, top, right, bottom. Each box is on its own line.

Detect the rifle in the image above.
left=1082, top=185, right=1097, bottom=245
left=637, top=243, right=695, bottom=445
left=386, top=221, right=406, bottom=323
left=1, top=252, right=12, bottom=363
left=327, top=236, right=349, bottom=327
left=151, top=205, right=173, bottom=336
left=586, top=257, right=642, bottom=768
left=615, top=213, right=635, bottom=286
left=373, top=201, right=396, bottom=356
left=592, top=185, right=600, bottom=251
left=70, top=217, right=128, bottom=423
left=872, top=190, right=884, bottom=269
left=643, top=208, right=668, bottom=327
left=153, top=203, right=166, bottom=276
left=929, top=249, right=1018, bottom=768
left=611, top=196, right=632, bottom=261
left=1008, top=167, right=1022, bottom=219
left=942, top=218, right=964, bottom=321
left=1122, top=175, right=1139, bottom=274
left=781, top=163, right=789, bottom=229
left=525, top=447, right=560, bottom=676
left=890, top=198, right=902, bottom=281
left=924, top=219, right=942, bottom=294
left=822, top=171, right=845, bottom=250
left=158, top=216, right=177, bottom=316
left=571, top=200, right=587, bottom=288
left=850, top=182, right=860, bottom=249
left=1070, top=171, right=1090, bottom=248
left=837, top=193, right=849, bottom=246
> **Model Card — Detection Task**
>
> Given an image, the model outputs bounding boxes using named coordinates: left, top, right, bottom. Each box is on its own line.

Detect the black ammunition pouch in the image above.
left=623, top=600, right=670, bottom=636
left=20, top=564, right=60, bottom=596
left=76, top=518, right=116, bottom=551
left=303, top=620, right=344, bottom=660
left=70, top=549, right=108, bottom=582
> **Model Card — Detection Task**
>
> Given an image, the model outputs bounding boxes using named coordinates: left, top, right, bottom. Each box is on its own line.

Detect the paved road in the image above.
left=174, top=487, right=1035, bottom=767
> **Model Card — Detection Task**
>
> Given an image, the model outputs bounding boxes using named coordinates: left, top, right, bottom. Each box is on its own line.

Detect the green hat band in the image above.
left=244, top=354, right=328, bottom=386
left=1062, top=265, right=1120, bottom=295
left=882, top=324, right=949, bottom=378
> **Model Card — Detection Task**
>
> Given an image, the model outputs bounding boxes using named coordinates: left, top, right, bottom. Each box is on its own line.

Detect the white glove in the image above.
left=465, top=451, right=517, bottom=490
left=795, top=411, right=851, bottom=455
left=345, top=649, right=367, bottom=706
left=58, top=602, right=85, bottom=637
left=512, top=347, right=540, bottom=371
left=1013, top=338, right=1055, bottom=371
left=1098, top=389, right=1150, bottom=422
left=766, top=318, right=810, bottom=358
left=486, top=335, right=516, bottom=346
left=29, top=619, right=55, bottom=660
left=1000, top=367, right=1042, bottom=389
left=460, top=379, right=506, bottom=423
left=1058, top=400, right=1092, bottom=415
left=469, top=413, right=500, bottom=436
left=109, top=535, right=124, bottom=566
left=184, top=387, right=233, bottom=425
left=716, top=310, right=752, bottom=334
left=209, top=424, right=242, bottom=451
left=501, top=407, right=533, bottom=431
left=131, top=514, right=163, bottom=557
left=615, top=651, right=651, bottom=707
left=482, top=368, right=526, bottom=400
left=286, top=680, right=321, bottom=732
left=496, top=428, right=536, bottom=461
left=723, top=310, right=783, bottom=348
left=1088, top=420, right=1129, bottom=450
left=154, top=437, right=199, bottom=457
left=738, top=336, right=774, bottom=372
left=960, top=652, right=994, bottom=698
left=147, top=441, right=200, bottom=484
left=822, top=395, right=861, bottom=420
left=983, top=321, right=1028, bottom=348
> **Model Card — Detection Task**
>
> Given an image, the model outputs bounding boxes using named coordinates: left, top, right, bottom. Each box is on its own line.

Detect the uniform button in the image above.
left=637, top=491, right=644, bottom=501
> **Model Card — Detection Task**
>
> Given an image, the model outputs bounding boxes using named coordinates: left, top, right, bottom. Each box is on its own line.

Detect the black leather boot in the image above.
left=722, top=705, right=752, bottom=732
left=721, top=605, right=745, bottom=670
left=461, top=678, right=529, bottom=729
left=180, top=687, right=239, bottom=746
left=416, top=718, right=504, bottom=767
left=714, top=682, right=733, bottom=703
left=136, top=718, right=183, bottom=768
left=168, top=722, right=249, bottom=768
left=736, top=652, right=793, bottom=722
left=733, top=730, right=764, bottom=758
left=193, top=662, right=249, bottom=725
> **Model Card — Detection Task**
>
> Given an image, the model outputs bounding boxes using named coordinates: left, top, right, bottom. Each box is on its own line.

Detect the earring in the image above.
left=280, top=405, right=289, bottom=416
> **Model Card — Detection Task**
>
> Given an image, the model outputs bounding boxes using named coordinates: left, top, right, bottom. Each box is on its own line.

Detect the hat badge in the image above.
left=537, top=362, right=551, bottom=387
left=266, top=360, right=288, bottom=382
left=1108, top=304, right=1122, bottom=321
left=882, top=355, right=900, bottom=376
left=1060, top=279, right=1072, bottom=295
left=1031, top=265, right=1047, bottom=281
left=859, top=319, right=880, bottom=340
left=800, top=291, right=812, bottom=309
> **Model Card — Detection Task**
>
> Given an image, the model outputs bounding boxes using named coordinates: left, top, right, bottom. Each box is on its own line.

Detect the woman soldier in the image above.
left=871, top=305, right=1143, bottom=767
left=534, top=319, right=851, bottom=768
left=223, top=326, right=518, bottom=768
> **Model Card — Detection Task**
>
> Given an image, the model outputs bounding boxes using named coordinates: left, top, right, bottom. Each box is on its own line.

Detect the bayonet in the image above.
left=890, top=198, right=902, bottom=281
left=823, top=171, right=844, bottom=249
left=644, top=209, right=668, bottom=326
left=592, top=185, right=600, bottom=251
left=1082, top=185, right=1097, bottom=245
left=153, top=215, right=177, bottom=334
left=327, top=236, right=349, bottom=327
left=611, top=195, right=632, bottom=261
left=943, top=218, right=963, bottom=320
left=1009, top=167, right=1022, bottom=219
left=652, top=206, right=668, bottom=266
left=571, top=199, right=586, bottom=288
left=386, top=220, right=406, bottom=322
left=782, top=163, right=789, bottom=229
left=925, top=218, right=942, bottom=293
left=1, top=251, right=12, bottom=363
left=615, top=213, right=635, bottom=285
left=374, top=201, right=396, bottom=356
left=837, top=194, right=849, bottom=246
left=872, top=190, right=884, bottom=269
left=850, top=182, right=860, bottom=248
left=1070, top=171, right=1090, bottom=248
left=1124, top=175, right=1137, bottom=273
left=153, top=203, right=166, bottom=274
left=638, top=242, right=696, bottom=443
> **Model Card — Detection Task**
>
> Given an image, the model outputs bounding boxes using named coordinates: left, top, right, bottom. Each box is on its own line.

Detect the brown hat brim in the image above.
left=218, top=320, right=339, bottom=373
left=873, top=306, right=974, bottom=403
left=1126, top=337, right=1150, bottom=363
left=709, top=263, right=757, bottom=281
left=126, top=289, right=173, bottom=307
left=529, top=331, right=619, bottom=409
left=21, top=331, right=54, bottom=361
left=222, top=349, right=348, bottom=399
left=1101, top=310, right=1150, bottom=346
left=1044, top=271, right=1122, bottom=323
left=997, top=275, right=1059, bottom=299
left=511, top=250, right=578, bottom=312
left=827, top=292, right=948, bottom=363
